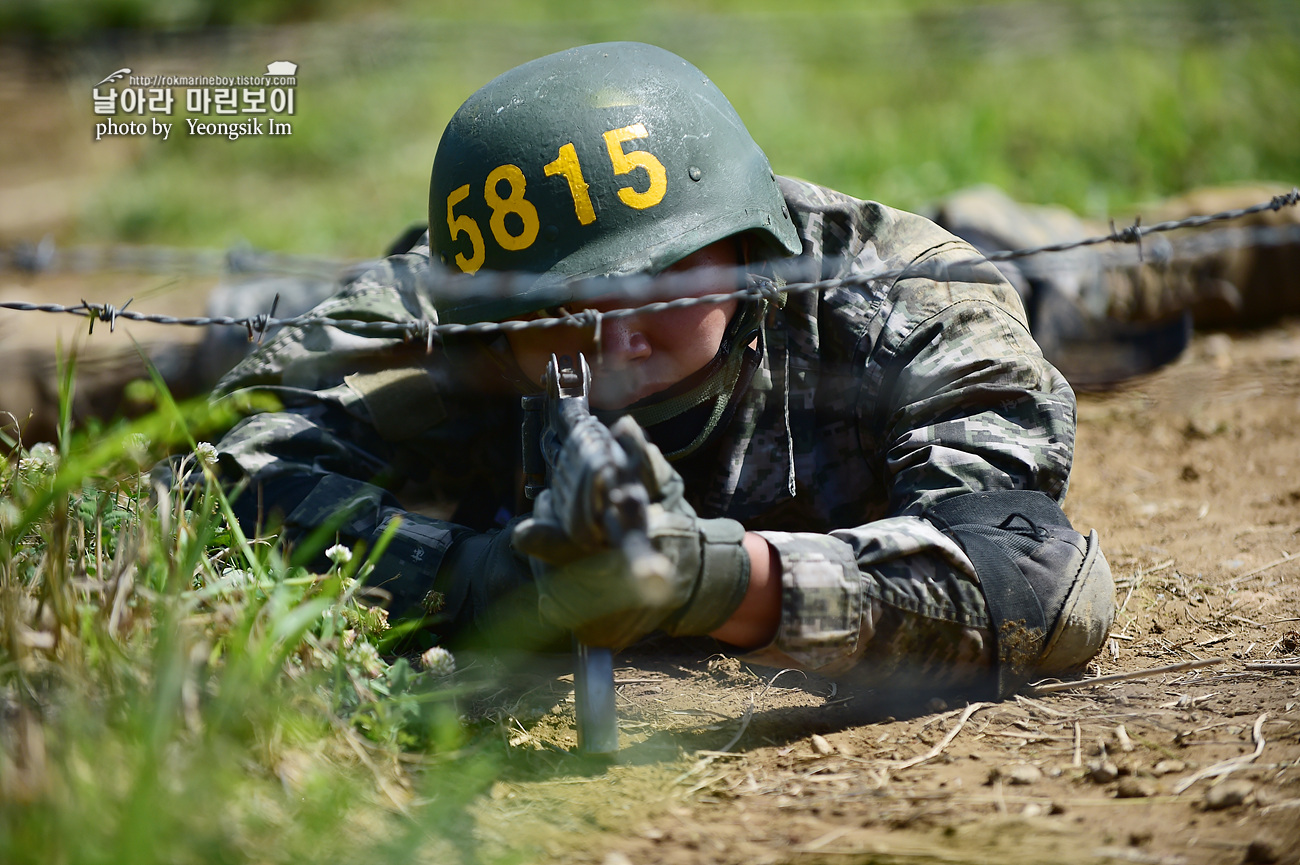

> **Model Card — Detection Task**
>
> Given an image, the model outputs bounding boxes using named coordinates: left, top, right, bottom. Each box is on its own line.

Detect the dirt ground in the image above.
left=459, top=323, right=1300, bottom=865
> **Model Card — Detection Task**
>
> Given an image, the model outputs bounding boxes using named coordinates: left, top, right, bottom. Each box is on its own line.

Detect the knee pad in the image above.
left=926, top=490, right=1116, bottom=696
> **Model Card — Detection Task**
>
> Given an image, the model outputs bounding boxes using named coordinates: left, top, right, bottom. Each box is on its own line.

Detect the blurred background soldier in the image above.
left=926, top=182, right=1300, bottom=387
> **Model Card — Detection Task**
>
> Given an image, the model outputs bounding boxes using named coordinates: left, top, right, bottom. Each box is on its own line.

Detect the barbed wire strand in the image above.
left=1, top=188, right=1296, bottom=346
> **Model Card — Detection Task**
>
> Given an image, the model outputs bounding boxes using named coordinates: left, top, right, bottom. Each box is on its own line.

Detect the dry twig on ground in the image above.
left=887, top=702, right=995, bottom=771
left=1172, top=713, right=1269, bottom=794
left=1025, top=658, right=1227, bottom=694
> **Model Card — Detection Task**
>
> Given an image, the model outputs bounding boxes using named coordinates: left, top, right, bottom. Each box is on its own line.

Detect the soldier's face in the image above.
left=506, top=240, right=741, bottom=410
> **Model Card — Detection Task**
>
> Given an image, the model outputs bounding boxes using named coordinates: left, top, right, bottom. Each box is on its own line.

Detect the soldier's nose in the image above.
left=600, top=317, right=652, bottom=365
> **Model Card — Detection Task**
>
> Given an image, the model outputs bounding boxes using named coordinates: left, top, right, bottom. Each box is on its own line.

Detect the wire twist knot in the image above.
left=747, top=274, right=788, bottom=306
left=244, top=293, right=281, bottom=343
left=1110, top=216, right=1145, bottom=261
left=81, top=297, right=133, bottom=333
left=1270, top=188, right=1300, bottom=211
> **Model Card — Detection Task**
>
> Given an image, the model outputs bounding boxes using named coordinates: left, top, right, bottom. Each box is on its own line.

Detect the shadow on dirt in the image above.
left=455, top=638, right=1005, bottom=785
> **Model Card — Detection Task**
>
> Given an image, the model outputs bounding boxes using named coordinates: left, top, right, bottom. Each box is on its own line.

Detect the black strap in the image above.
left=925, top=489, right=1069, bottom=533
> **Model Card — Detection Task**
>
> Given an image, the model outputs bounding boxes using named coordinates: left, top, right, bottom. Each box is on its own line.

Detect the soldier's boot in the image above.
left=1030, top=282, right=1192, bottom=389
left=926, top=490, right=1116, bottom=698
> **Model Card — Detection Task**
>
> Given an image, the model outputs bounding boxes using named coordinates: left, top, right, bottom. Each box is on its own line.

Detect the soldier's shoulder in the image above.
left=774, top=178, right=1013, bottom=354
left=777, top=176, right=970, bottom=269
left=213, top=232, right=439, bottom=396
left=333, top=235, right=435, bottom=315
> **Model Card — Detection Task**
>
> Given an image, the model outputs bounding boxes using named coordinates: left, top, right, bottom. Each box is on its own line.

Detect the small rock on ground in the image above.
left=1244, top=839, right=1280, bottom=864
left=1152, top=759, right=1186, bottom=776
left=1116, top=777, right=1156, bottom=798
left=1204, top=780, right=1254, bottom=810
left=993, top=763, right=1043, bottom=786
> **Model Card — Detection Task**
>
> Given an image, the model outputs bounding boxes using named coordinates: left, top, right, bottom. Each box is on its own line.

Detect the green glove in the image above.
left=512, top=418, right=751, bottom=648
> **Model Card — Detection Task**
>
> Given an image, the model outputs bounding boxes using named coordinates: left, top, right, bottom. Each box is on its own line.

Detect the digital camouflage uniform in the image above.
left=207, top=174, right=1112, bottom=695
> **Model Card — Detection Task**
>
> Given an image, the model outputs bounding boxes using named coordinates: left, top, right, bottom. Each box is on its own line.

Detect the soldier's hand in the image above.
left=609, top=416, right=687, bottom=514
left=430, top=516, right=551, bottom=638
left=513, top=485, right=752, bottom=649
left=541, top=414, right=690, bottom=555
left=520, top=415, right=683, bottom=561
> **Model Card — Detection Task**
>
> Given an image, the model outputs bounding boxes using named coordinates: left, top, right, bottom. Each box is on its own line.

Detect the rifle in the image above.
left=520, top=352, right=671, bottom=754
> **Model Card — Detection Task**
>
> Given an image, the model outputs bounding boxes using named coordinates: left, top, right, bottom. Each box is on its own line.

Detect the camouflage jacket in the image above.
left=212, top=177, right=1076, bottom=683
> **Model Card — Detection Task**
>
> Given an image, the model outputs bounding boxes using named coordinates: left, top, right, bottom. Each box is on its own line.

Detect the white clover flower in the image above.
left=325, top=543, right=353, bottom=565
left=29, top=442, right=57, bottom=462
left=419, top=646, right=456, bottom=677
left=194, top=442, right=219, bottom=469
left=219, top=567, right=256, bottom=588
left=18, top=442, right=58, bottom=474
left=123, top=433, right=151, bottom=463
left=349, top=640, right=385, bottom=677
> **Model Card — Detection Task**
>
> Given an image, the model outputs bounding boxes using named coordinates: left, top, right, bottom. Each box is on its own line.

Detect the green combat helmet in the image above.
left=428, top=41, right=801, bottom=324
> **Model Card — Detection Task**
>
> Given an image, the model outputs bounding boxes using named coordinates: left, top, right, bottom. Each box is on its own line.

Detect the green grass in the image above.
left=47, top=0, right=1300, bottom=258
left=0, top=353, right=496, bottom=863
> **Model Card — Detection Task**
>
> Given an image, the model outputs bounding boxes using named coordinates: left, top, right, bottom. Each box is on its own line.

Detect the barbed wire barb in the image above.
left=1272, top=188, right=1300, bottom=211
left=81, top=296, right=133, bottom=334
left=1109, top=216, right=1144, bottom=261
left=246, top=293, right=281, bottom=344
left=978, top=187, right=1299, bottom=263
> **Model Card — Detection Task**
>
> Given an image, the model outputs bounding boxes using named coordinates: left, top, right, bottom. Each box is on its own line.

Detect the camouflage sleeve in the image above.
left=744, top=196, right=1075, bottom=688
left=746, top=525, right=994, bottom=689
left=213, top=402, right=487, bottom=632
left=205, top=243, right=538, bottom=644
left=874, top=245, right=1076, bottom=515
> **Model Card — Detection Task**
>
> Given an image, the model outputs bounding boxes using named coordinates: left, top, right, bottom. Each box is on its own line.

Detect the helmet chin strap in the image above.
left=598, top=298, right=766, bottom=460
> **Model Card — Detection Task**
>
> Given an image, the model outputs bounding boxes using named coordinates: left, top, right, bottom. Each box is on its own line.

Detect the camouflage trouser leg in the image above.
left=1131, top=183, right=1300, bottom=327
left=932, top=182, right=1300, bottom=330
left=957, top=191, right=1292, bottom=329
